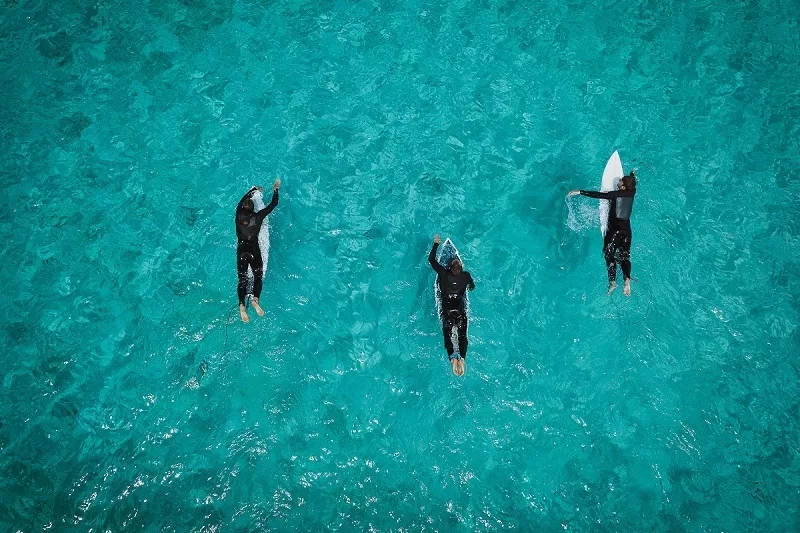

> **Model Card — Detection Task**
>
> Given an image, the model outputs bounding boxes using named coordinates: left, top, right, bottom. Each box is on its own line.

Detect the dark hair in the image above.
left=242, top=199, right=254, bottom=212
left=622, top=174, right=637, bottom=191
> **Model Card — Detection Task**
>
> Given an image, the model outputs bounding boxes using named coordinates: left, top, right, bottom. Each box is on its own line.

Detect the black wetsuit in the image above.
left=235, top=187, right=278, bottom=305
left=580, top=188, right=635, bottom=282
left=428, top=242, right=475, bottom=360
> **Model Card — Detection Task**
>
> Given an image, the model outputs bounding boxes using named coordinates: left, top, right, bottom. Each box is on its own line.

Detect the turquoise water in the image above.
left=2, top=0, right=799, bottom=529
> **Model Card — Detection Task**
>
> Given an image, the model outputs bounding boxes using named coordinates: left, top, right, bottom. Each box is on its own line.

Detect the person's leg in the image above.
left=442, top=318, right=459, bottom=375
left=237, top=249, right=251, bottom=323
left=442, top=323, right=455, bottom=359
left=620, top=231, right=632, bottom=296
left=457, top=315, right=468, bottom=376
left=603, top=231, right=618, bottom=294
left=250, top=247, right=265, bottom=316
left=457, top=314, right=468, bottom=359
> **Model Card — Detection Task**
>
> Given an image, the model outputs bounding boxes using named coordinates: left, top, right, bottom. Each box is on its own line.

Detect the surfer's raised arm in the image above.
left=428, top=235, right=445, bottom=275
left=572, top=189, right=613, bottom=199
left=256, top=179, right=281, bottom=222
left=570, top=189, right=635, bottom=200
left=568, top=171, right=638, bottom=200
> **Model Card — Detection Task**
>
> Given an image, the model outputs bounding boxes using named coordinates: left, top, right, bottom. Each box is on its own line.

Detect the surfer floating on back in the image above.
left=428, top=234, right=475, bottom=376
left=235, top=179, right=280, bottom=323
left=568, top=171, right=637, bottom=296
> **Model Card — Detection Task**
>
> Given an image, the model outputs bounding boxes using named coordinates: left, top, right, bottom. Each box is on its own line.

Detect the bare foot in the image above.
left=239, top=304, right=250, bottom=323
left=451, top=358, right=459, bottom=375
left=623, top=279, right=631, bottom=296
left=252, top=298, right=264, bottom=316
left=458, top=359, right=466, bottom=376
left=607, top=281, right=617, bottom=295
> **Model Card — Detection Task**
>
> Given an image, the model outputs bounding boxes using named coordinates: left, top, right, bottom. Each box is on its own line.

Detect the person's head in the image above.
left=450, top=258, right=462, bottom=275
left=620, top=171, right=637, bottom=191
left=242, top=199, right=255, bottom=213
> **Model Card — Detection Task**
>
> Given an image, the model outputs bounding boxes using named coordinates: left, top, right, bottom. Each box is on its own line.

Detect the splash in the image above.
left=565, top=196, right=599, bottom=233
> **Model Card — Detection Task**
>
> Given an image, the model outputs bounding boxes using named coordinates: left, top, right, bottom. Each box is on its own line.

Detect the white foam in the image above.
left=565, top=196, right=598, bottom=234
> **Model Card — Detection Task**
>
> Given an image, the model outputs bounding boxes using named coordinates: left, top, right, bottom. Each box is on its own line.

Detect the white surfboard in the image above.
left=434, top=239, right=469, bottom=334
left=599, top=151, right=624, bottom=236
left=246, top=189, right=270, bottom=296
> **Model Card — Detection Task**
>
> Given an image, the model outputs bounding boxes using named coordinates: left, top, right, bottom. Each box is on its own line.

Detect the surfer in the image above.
left=428, top=235, right=475, bottom=376
left=568, top=171, right=637, bottom=296
left=235, top=179, right=280, bottom=323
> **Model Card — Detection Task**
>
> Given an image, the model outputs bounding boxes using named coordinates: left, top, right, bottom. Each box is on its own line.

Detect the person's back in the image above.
left=236, top=204, right=263, bottom=244
left=606, top=186, right=635, bottom=234
left=437, top=266, right=474, bottom=312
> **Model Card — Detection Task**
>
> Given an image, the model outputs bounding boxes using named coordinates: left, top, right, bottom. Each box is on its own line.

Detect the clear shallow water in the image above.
left=1, top=0, right=799, bottom=529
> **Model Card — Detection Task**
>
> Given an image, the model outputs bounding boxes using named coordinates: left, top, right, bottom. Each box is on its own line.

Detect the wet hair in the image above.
left=621, top=174, right=637, bottom=191
left=450, top=258, right=462, bottom=273
left=242, top=199, right=254, bottom=212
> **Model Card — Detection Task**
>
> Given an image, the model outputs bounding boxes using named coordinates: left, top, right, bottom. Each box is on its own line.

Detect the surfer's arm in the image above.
left=467, top=273, right=475, bottom=291
left=256, top=189, right=279, bottom=221
left=578, top=190, right=614, bottom=199
left=428, top=243, right=445, bottom=275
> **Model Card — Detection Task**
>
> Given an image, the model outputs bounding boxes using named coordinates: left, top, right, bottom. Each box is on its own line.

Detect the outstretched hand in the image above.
left=433, top=234, right=441, bottom=245
left=273, top=178, right=281, bottom=191
left=566, top=190, right=581, bottom=198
